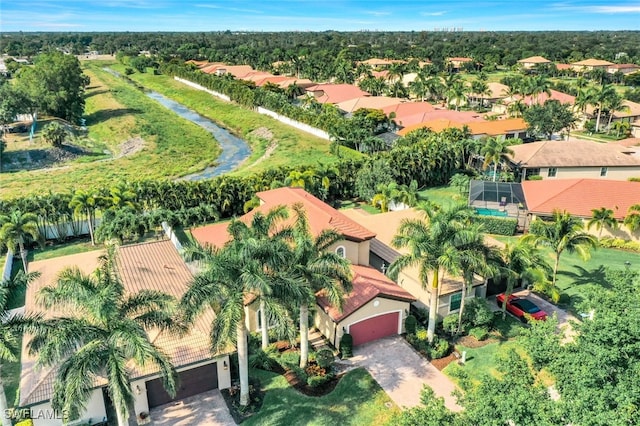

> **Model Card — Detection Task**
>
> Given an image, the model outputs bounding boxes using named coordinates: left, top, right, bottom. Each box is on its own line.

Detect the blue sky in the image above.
left=1, top=1, right=639, bottom=32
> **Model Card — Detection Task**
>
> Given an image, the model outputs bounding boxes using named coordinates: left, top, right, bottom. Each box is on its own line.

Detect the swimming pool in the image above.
left=475, top=208, right=509, bottom=217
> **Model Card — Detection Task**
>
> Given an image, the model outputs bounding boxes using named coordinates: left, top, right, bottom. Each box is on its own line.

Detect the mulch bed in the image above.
left=454, top=335, right=497, bottom=349
left=430, top=352, right=458, bottom=371
left=282, top=368, right=343, bottom=396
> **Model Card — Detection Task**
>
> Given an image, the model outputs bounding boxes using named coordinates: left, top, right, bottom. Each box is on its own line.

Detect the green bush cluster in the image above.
left=404, top=314, right=418, bottom=335
left=315, top=348, right=335, bottom=369
left=406, top=326, right=451, bottom=360
left=472, top=215, right=518, bottom=235
left=469, top=326, right=489, bottom=341
left=339, top=333, right=353, bottom=359
left=599, top=237, right=640, bottom=252
left=442, top=299, right=494, bottom=336
left=307, top=373, right=334, bottom=388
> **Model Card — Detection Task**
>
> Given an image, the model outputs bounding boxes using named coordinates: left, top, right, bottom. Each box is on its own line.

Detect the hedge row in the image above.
left=472, top=215, right=518, bottom=235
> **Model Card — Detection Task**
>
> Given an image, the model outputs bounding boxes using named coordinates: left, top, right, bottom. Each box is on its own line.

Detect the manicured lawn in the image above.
left=115, top=65, right=362, bottom=174
left=443, top=339, right=525, bottom=387
left=27, top=238, right=97, bottom=262
left=244, top=367, right=399, bottom=426
left=418, top=185, right=465, bottom=208
left=1, top=337, right=22, bottom=408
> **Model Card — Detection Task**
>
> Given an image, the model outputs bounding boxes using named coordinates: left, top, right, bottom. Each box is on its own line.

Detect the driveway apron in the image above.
left=149, top=389, right=235, bottom=426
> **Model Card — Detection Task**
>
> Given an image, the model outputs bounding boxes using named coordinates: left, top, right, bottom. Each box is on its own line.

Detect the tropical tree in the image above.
left=591, top=85, right=616, bottom=132
left=623, top=204, right=640, bottom=232
left=480, top=137, right=515, bottom=182
left=587, top=207, right=619, bottom=238
left=0, top=209, right=40, bottom=273
left=27, top=248, right=178, bottom=426
left=41, top=121, right=68, bottom=147
left=69, top=189, right=100, bottom=245
left=611, top=120, right=631, bottom=138
left=388, top=202, right=474, bottom=343
left=290, top=204, right=352, bottom=368
left=603, top=93, right=629, bottom=133
left=446, top=81, right=467, bottom=111
left=0, top=270, right=41, bottom=426
left=523, top=210, right=597, bottom=288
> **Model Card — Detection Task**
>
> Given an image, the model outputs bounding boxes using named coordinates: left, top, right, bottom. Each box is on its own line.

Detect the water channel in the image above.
left=103, top=68, right=251, bottom=180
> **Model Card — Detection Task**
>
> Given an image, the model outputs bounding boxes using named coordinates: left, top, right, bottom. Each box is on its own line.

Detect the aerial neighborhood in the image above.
left=1, top=23, right=640, bottom=426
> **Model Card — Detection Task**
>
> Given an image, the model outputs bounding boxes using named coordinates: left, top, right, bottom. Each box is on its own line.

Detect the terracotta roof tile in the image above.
left=316, top=265, right=415, bottom=322
left=518, top=56, right=551, bottom=64
left=522, top=179, right=640, bottom=219
left=336, top=96, right=405, bottom=114
left=305, top=83, right=370, bottom=104
left=572, top=58, right=614, bottom=67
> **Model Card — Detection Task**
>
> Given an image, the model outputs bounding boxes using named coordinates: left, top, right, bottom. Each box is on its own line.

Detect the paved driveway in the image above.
left=149, top=389, right=235, bottom=425
left=512, top=289, right=579, bottom=341
left=344, top=336, right=462, bottom=411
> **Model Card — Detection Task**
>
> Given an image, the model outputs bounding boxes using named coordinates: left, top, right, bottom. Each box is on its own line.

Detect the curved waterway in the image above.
left=103, top=68, right=251, bottom=180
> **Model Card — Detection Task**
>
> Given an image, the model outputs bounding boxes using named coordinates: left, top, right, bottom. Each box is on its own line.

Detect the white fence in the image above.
left=2, top=250, right=13, bottom=281
left=173, top=76, right=331, bottom=140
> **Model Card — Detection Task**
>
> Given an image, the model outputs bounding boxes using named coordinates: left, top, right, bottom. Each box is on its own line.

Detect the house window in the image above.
left=600, top=167, right=608, bottom=177
left=449, top=293, right=463, bottom=313
left=336, top=246, right=346, bottom=258
left=548, top=167, right=557, bottom=177
left=525, top=168, right=540, bottom=179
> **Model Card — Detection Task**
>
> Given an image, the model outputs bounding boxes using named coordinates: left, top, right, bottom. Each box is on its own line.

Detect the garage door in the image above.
left=147, top=362, right=218, bottom=408
left=348, top=312, right=400, bottom=346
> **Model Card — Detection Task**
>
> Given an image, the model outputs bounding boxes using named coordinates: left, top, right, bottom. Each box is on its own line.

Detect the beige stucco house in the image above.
left=20, top=241, right=231, bottom=426
left=507, top=139, right=640, bottom=181
left=518, top=56, right=551, bottom=69
left=571, top=58, right=614, bottom=72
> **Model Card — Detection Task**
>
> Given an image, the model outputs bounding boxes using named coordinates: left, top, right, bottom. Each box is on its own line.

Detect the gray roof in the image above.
left=370, top=238, right=401, bottom=263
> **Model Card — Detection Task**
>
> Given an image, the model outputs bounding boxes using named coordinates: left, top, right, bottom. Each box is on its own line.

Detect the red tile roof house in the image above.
left=20, top=241, right=232, bottom=426
left=606, top=63, right=640, bottom=75
left=522, top=178, right=640, bottom=241
left=190, top=187, right=415, bottom=348
left=304, top=83, right=370, bottom=105
left=492, top=89, right=575, bottom=114
left=507, top=139, right=640, bottom=181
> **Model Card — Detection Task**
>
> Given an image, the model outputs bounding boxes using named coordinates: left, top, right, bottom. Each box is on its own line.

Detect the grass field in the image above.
left=112, top=64, right=362, bottom=174
left=244, top=367, right=399, bottom=426
left=1, top=64, right=222, bottom=198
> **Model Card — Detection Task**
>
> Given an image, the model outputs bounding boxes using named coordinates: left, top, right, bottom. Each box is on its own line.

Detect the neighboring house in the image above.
left=447, top=57, right=474, bottom=70
left=381, top=102, right=436, bottom=128
left=20, top=241, right=231, bottom=426
left=341, top=208, right=487, bottom=320
left=570, top=58, right=614, bottom=72
left=335, top=96, right=405, bottom=115
left=468, top=82, right=509, bottom=107
left=633, top=120, right=640, bottom=138
left=198, top=63, right=255, bottom=79
left=304, top=83, right=371, bottom=104
left=492, top=89, right=575, bottom=114
left=518, top=56, right=551, bottom=69
left=360, top=58, right=394, bottom=68
left=522, top=178, right=640, bottom=240
left=507, top=139, right=640, bottom=181
left=190, top=187, right=414, bottom=347
left=397, top=117, right=527, bottom=140
left=584, top=100, right=640, bottom=126
left=607, top=64, right=640, bottom=75
left=396, top=110, right=486, bottom=136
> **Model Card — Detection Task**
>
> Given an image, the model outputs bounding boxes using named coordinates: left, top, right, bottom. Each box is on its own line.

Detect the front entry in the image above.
left=146, top=362, right=218, bottom=409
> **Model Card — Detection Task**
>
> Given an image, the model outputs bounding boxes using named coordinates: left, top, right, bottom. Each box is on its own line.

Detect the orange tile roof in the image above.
left=316, top=264, right=415, bottom=322
left=396, top=110, right=486, bottom=135
left=372, top=70, right=389, bottom=79
left=361, top=58, right=393, bottom=66
left=608, top=63, right=640, bottom=70
left=336, top=96, right=405, bottom=114
left=381, top=101, right=435, bottom=120
left=465, top=118, right=528, bottom=136
left=518, top=56, right=551, bottom=64
left=191, top=187, right=376, bottom=249
left=522, top=179, right=640, bottom=219
left=556, top=63, right=572, bottom=70
left=447, top=57, right=473, bottom=62
left=305, top=83, right=370, bottom=104
left=520, top=89, right=575, bottom=105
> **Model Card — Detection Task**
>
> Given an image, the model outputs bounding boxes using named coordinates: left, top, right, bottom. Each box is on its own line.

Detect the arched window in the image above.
left=336, top=246, right=346, bottom=258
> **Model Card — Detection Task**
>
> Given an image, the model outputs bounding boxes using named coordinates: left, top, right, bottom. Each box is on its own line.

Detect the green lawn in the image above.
left=27, top=238, right=98, bottom=262
left=244, top=367, right=399, bottom=426
left=1, top=337, right=22, bottom=408
left=418, top=185, right=465, bottom=208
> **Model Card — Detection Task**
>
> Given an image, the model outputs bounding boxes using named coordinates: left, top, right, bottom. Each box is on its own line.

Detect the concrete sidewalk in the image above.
left=343, top=336, right=462, bottom=411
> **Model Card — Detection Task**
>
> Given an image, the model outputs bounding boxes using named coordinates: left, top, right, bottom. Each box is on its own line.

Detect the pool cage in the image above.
left=468, top=180, right=528, bottom=229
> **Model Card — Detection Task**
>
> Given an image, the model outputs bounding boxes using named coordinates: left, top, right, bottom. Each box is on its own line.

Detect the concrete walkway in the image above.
left=149, top=389, right=235, bottom=426
left=343, top=336, right=462, bottom=411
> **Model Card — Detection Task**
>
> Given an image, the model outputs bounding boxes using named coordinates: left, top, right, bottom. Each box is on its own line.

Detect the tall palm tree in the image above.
left=27, top=248, right=178, bottom=426
left=587, top=207, right=619, bottom=238
left=481, top=137, right=515, bottom=182
left=523, top=210, right=597, bottom=288
left=603, top=93, right=629, bottom=133
left=0, top=270, right=41, bottom=426
left=181, top=237, right=279, bottom=407
left=498, top=240, right=551, bottom=315
left=592, top=84, right=616, bottom=132
left=446, top=81, right=468, bottom=111
left=388, top=202, right=474, bottom=343
left=0, top=209, right=40, bottom=273
left=290, top=204, right=352, bottom=368
left=527, top=75, right=552, bottom=105
left=226, top=205, right=295, bottom=350
left=69, top=189, right=100, bottom=246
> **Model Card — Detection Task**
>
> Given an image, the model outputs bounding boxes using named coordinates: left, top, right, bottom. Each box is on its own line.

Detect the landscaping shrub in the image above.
left=442, top=313, right=461, bottom=335
left=599, top=237, right=640, bottom=252
left=471, top=216, right=518, bottom=235
left=277, top=351, right=300, bottom=369
left=415, top=327, right=429, bottom=341
left=428, top=336, right=451, bottom=359
left=528, top=218, right=548, bottom=236
left=316, top=348, right=335, bottom=369
left=463, top=298, right=494, bottom=328
left=469, top=326, right=489, bottom=341
left=404, top=314, right=417, bottom=335
left=527, top=175, right=543, bottom=181
left=307, top=373, right=334, bottom=388
left=411, top=306, right=429, bottom=325
left=249, top=346, right=279, bottom=371
left=340, top=333, right=353, bottom=358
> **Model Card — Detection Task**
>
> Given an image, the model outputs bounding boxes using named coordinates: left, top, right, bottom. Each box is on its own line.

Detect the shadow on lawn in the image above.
left=84, top=107, right=142, bottom=125
left=557, top=265, right=608, bottom=288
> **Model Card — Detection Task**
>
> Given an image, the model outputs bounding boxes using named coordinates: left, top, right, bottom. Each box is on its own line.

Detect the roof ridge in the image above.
left=20, top=364, right=57, bottom=405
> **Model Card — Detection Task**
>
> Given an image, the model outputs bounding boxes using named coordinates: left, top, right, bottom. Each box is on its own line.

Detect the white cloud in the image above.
left=364, top=11, right=391, bottom=17
left=588, top=5, right=640, bottom=13
left=420, top=11, right=447, bottom=16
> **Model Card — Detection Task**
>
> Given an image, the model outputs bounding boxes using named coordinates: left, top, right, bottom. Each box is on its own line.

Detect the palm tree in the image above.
left=523, top=210, right=597, bottom=288
left=290, top=204, right=352, bottom=368
left=498, top=240, right=552, bottom=315
left=69, top=189, right=100, bottom=246
left=592, top=85, right=616, bottom=132
left=446, top=81, right=467, bottom=111
left=27, top=248, right=178, bottom=426
left=603, top=93, right=629, bottom=133
left=611, top=120, right=631, bottom=138
left=528, top=75, right=552, bottom=105
left=388, top=202, right=474, bottom=343
left=0, top=209, right=40, bottom=273
left=481, top=137, right=515, bottom=182
left=41, top=121, right=68, bottom=147
left=454, top=224, right=499, bottom=334
left=623, top=204, right=640, bottom=233
left=226, top=205, right=295, bottom=350
left=587, top=207, right=619, bottom=238
left=0, top=270, right=41, bottom=426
